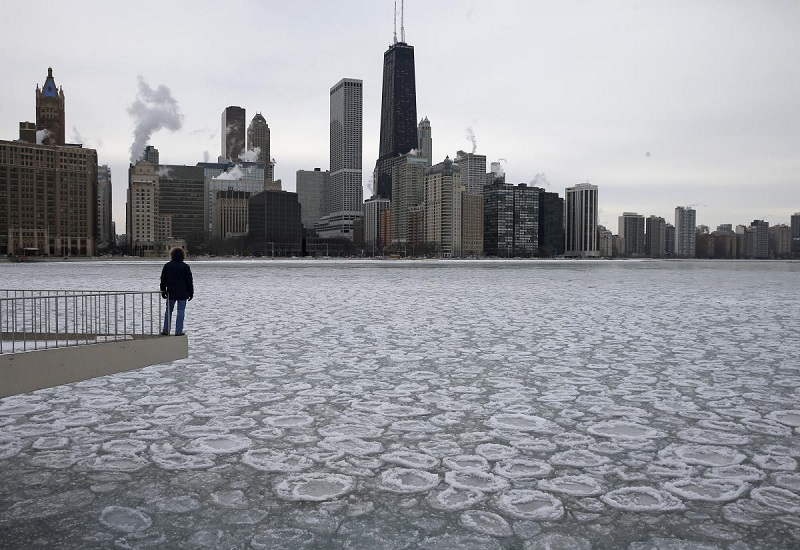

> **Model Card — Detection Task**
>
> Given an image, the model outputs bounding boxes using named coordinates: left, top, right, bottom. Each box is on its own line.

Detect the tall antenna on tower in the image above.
left=393, top=2, right=397, bottom=44
left=401, top=0, right=405, bottom=43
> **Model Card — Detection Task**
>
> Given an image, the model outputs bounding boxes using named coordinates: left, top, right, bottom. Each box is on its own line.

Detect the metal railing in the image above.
left=0, top=290, right=162, bottom=354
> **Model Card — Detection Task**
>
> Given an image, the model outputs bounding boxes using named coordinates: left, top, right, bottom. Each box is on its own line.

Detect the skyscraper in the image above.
left=618, top=212, right=645, bottom=257
left=36, top=67, right=65, bottom=145
left=538, top=191, right=564, bottom=257
left=645, top=215, right=666, bottom=258
left=247, top=113, right=272, bottom=182
left=329, top=78, right=363, bottom=214
left=424, top=157, right=462, bottom=257
left=375, top=28, right=418, bottom=200
left=97, top=165, right=113, bottom=249
left=221, top=106, right=246, bottom=161
left=483, top=182, right=539, bottom=257
left=674, top=206, right=697, bottom=258
left=296, top=168, right=329, bottom=229
left=2, top=69, right=97, bottom=257
left=417, top=117, right=432, bottom=168
left=391, top=152, right=427, bottom=245
left=564, top=183, right=599, bottom=257
left=454, top=150, right=487, bottom=196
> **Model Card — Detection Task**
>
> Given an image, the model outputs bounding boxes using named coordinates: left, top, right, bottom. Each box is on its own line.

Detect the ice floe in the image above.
left=494, top=489, right=564, bottom=520
left=538, top=474, right=604, bottom=496
left=99, top=506, right=152, bottom=533
left=494, top=458, right=553, bottom=479
left=585, top=420, right=661, bottom=440
left=426, top=486, right=486, bottom=511
left=600, top=486, right=685, bottom=512
left=749, top=486, right=800, bottom=513
left=275, top=472, right=355, bottom=501
left=486, top=413, right=562, bottom=434
left=183, top=434, right=252, bottom=454
left=663, top=479, right=750, bottom=502
left=242, top=449, right=314, bottom=472
left=460, top=510, right=513, bottom=537
left=380, top=468, right=440, bottom=493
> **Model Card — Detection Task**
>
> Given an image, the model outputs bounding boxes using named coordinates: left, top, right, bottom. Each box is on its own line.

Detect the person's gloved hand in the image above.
left=188, top=295, right=193, bottom=301
left=161, top=292, right=168, bottom=299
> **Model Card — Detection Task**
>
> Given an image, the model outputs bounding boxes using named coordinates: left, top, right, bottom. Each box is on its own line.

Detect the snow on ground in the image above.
left=1, top=259, right=799, bottom=549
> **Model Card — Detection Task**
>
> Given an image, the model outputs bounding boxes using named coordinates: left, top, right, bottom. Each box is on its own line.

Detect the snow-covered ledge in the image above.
left=0, top=335, right=188, bottom=398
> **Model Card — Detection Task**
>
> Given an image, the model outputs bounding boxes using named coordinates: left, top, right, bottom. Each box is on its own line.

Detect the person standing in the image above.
left=160, top=247, right=194, bottom=336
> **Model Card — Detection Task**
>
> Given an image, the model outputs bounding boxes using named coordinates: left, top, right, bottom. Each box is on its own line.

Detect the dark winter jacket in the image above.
left=160, top=249, right=194, bottom=300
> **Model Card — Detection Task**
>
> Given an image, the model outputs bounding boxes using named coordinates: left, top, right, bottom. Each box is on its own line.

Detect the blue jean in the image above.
left=163, top=299, right=187, bottom=335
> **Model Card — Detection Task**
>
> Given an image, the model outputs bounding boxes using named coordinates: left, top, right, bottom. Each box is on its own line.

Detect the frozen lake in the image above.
left=1, top=259, right=799, bottom=549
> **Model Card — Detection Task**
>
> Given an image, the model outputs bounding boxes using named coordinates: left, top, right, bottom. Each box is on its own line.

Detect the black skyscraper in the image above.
left=375, top=41, right=418, bottom=200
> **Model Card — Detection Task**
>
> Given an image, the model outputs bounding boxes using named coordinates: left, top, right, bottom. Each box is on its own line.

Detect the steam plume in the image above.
left=465, top=127, right=477, bottom=154
left=36, top=129, right=52, bottom=145
left=530, top=173, right=550, bottom=188
left=238, top=147, right=261, bottom=163
left=128, top=76, right=183, bottom=164
left=213, top=165, right=245, bottom=181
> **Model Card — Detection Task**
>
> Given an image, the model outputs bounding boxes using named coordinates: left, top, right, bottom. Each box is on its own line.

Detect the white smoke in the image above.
left=156, top=167, right=173, bottom=178
left=203, top=151, right=210, bottom=163
left=490, top=161, right=505, bottom=178
left=465, top=127, right=477, bottom=154
left=213, top=165, right=245, bottom=181
left=408, top=148, right=420, bottom=156
left=238, top=147, right=261, bottom=163
left=530, top=172, right=550, bottom=188
left=35, top=129, right=52, bottom=145
left=128, top=76, right=183, bottom=164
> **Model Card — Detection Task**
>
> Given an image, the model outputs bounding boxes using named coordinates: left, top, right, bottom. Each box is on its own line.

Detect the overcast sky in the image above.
left=2, top=0, right=799, bottom=232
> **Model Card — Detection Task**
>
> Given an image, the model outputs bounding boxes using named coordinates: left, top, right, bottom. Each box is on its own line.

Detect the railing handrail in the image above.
left=1, top=289, right=162, bottom=355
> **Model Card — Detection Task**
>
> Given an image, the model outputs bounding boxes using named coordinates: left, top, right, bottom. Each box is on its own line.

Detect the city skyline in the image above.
left=1, top=1, right=799, bottom=232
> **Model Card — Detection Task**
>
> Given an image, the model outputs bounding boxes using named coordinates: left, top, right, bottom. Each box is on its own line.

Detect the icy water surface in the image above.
left=1, top=259, right=799, bottom=549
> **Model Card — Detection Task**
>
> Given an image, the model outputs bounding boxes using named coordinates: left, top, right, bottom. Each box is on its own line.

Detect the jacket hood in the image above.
left=170, top=247, right=185, bottom=261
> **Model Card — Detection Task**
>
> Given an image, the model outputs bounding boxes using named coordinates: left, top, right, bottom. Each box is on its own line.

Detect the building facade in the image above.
left=538, top=191, right=563, bottom=257
left=221, top=106, right=246, bottom=161
left=391, top=152, right=427, bottom=245
left=329, top=78, right=363, bottom=214
left=200, top=162, right=266, bottom=234
left=296, top=168, right=329, bottom=229
left=618, top=212, right=645, bottom=257
left=483, top=182, right=539, bottom=257
left=36, top=67, right=65, bottom=146
left=417, top=117, right=432, bottom=168
left=212, top=190, right=250, bottom=239
left=126, top=161, right=161, bottom=255
left=375, top=40, right=418, bottom=200
left=364, top=197, right=391, bottom=251
left=1, top=140, right=97, bottom=256
left=454, top=150, right=488, bottom=196
left=564, top=183, right=599, bottom=258
left=247, top=113, right=273, bottom=182
left=248, top=191, right=302, bottom=256
left=674, top=206, right=697, bottom=258
left=96, top=165, right=113, bottom=249
left=158, top=165, right=206, bottom=241
left=424, top=157, right=462, bottom=257
left=645, top=215, right=666, bottom=258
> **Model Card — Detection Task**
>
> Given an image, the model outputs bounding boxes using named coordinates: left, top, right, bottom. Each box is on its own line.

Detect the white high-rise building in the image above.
left=564, top=183, right=599, bottom=257
left=455, top=150, right=487, bottom=196
left=329, top=78, right=363, bottom=213
left=322, top=78, right=363, bottom=240
left=674, top=206, right=697, bottom=258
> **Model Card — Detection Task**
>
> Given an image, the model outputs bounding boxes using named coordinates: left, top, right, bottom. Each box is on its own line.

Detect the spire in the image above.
left=401, top=0, right=405, bottom=43
left=393, top=1, right=397, bottom=44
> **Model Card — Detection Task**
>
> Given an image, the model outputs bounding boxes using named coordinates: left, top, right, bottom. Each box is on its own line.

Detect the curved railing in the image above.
left=0, top=290, right=162, bottom=354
